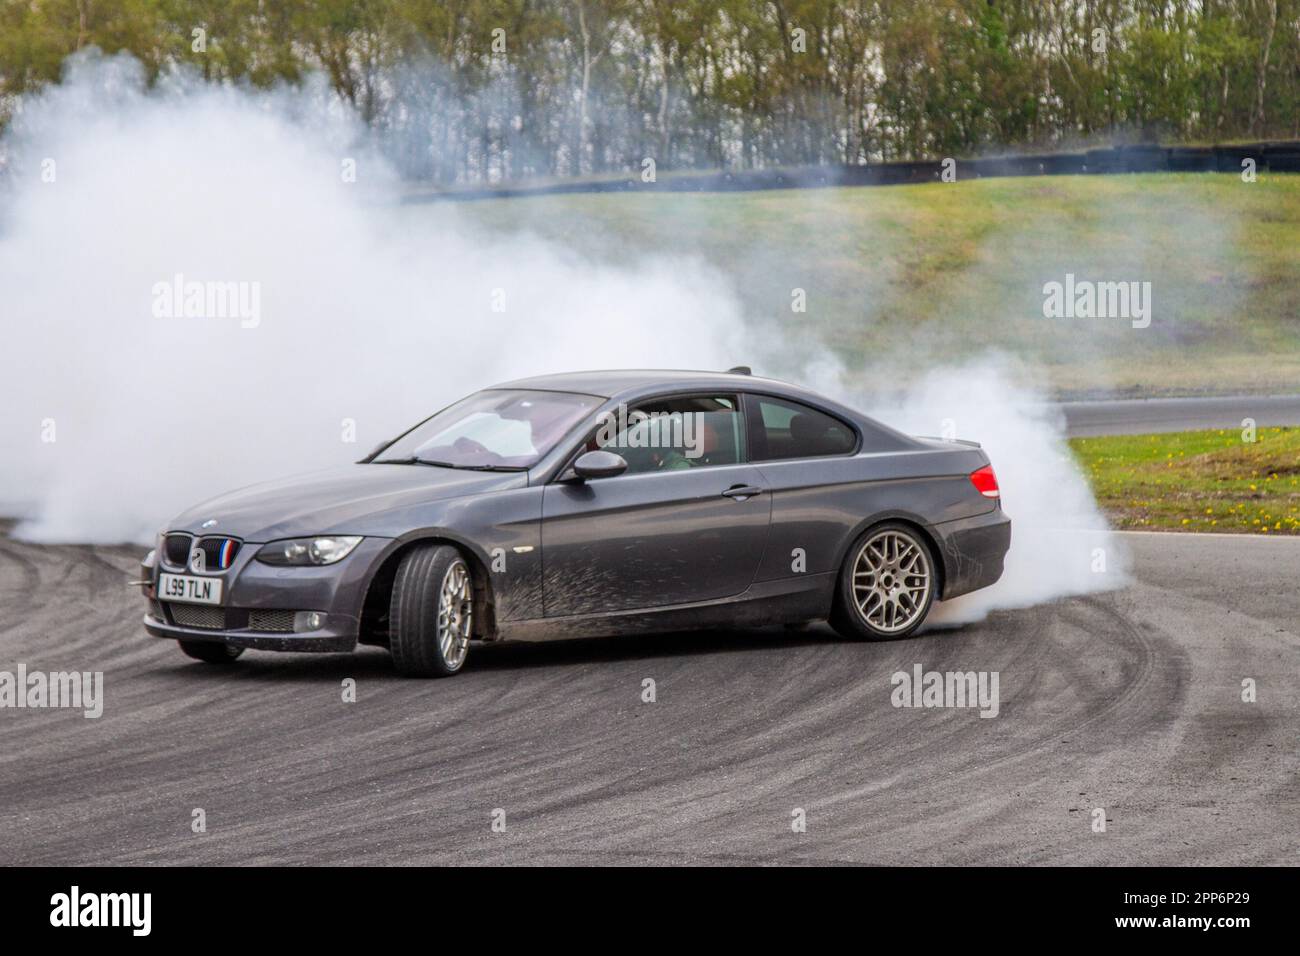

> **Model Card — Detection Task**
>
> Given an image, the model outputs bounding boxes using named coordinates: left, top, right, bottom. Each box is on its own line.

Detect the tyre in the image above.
left=830, top=522, right=937, bottom=641
left=178, top=640, right=244, bottom=664
left=389, top=543, right=474, bottom=677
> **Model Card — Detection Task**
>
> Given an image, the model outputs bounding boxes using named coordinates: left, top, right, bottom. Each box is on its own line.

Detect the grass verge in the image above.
left=448, top=172, right=1300, bottom=397
left=1070, top=427, right=1300, bottom=533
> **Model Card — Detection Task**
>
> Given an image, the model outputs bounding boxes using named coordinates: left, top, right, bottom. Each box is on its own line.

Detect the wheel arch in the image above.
left=833, top=512, right=947, bottom=602
left=358, top=532, right=498, bottom=646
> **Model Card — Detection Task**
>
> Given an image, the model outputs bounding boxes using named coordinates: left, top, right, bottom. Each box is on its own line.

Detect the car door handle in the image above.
left=721, top=484, right=764, bottom=500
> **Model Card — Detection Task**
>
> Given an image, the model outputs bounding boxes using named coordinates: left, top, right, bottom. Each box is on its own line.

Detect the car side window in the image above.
left=747, top=395, right=857, bottom=461
left=591, top=395, right=744, bottom=475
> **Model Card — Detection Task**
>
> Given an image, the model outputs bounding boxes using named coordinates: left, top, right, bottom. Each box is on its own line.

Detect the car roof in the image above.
left=491, top=368, right=813, bottom=401
left=487, top=368, right=922, bottom=459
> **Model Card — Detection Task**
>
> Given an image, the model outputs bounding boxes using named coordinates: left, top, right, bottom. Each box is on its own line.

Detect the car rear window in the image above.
left=747, top=395, right=857, bottom=461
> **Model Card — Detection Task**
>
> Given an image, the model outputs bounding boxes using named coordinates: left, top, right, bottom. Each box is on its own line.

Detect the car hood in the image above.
left=167, top=463, right=528, bottom=541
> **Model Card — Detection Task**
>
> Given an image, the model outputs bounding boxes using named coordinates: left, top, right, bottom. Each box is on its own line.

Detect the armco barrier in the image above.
left=402, top=140, right=1300, bottom=202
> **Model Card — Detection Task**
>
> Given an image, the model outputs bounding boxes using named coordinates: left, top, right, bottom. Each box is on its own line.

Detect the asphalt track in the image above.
left=2, top=395, right=1297, bottom=865
left=0, top=528, right=1295, bottom=865
left=1061, top=394, right=1300, bottom=437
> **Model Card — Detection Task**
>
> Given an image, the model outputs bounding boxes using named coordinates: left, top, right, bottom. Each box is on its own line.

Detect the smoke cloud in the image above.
left=0, top=52, right=743, bottom=542
left=1, top=51, right=1125, bottom=619
left=845, top=358, right=1128, bottom=623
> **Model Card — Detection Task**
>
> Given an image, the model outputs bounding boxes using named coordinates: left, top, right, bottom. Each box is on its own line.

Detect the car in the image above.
left=140, top=368, right=1011, bottom=676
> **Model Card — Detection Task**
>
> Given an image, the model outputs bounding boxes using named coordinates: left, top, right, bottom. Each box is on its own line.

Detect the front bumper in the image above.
left=141, top=536, right=392, bottom=653
left=142, top=613, right=358, bottom=652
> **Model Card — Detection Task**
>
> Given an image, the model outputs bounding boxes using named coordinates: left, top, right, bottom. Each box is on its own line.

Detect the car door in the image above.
left=540, top=393, right=771, bottom=616
left=741, top=392, right=875, bottom=583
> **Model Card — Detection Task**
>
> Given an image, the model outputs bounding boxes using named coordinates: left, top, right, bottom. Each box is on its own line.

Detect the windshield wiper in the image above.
left=371, top=456, right=456, bottom=467
left=371, top=457, right=525, bottom=472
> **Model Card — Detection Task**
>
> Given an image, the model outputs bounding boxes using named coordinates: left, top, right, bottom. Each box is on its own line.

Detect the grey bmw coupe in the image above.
left=141, top=368, right=1010, bottom=676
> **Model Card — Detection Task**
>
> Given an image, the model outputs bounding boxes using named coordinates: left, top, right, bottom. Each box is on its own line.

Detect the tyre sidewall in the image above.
left=389, top=544, right=473, bottom=677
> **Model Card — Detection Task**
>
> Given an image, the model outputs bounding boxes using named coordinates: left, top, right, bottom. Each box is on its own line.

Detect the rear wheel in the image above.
left=389, top=544, right=474, bottom=677
left=178, top=640, right=244, bottom=664
left=830, top=523, right=936, bottom=641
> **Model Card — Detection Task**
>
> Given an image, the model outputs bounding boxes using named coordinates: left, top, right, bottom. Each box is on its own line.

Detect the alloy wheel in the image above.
left=437, top=560, right=473, bottom=669
left=850, top=529, right=932, bottom=634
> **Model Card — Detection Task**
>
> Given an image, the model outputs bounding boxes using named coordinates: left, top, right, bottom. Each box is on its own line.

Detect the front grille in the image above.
left=248, top=609, right=295, bottom=633
left=162, top=533, right=192, bottom=568
left=195, top=536, right=241, bottom=571
left=167, top=603, right=226, bottom=629
left=161, top=605, right=299, bottom=633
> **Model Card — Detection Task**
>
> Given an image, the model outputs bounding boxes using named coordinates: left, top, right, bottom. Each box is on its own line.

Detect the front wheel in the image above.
left=389, top=544, right=475, bottom=677
left=830, top=523, right=936, bottom=641
left=178, top=640, right=244, bottom=664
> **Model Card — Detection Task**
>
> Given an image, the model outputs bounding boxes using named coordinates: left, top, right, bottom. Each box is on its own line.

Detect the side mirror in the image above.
left=571, top=449, right=628, bottom=480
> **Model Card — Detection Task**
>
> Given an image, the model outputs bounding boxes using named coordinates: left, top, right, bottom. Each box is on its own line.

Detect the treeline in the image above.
left=2, top=1, right=1299, bottom=183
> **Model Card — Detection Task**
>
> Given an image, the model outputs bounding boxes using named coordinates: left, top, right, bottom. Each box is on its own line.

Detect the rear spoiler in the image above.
left=914, top=435, right=982, bottom=448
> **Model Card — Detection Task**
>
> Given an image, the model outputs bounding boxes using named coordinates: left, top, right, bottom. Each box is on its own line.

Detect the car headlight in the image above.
left=256, top=536, right=363, bottom=566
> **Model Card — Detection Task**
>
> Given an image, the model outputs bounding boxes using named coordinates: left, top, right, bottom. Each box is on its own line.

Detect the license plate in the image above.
left=158, top=573, right=223, bottom=605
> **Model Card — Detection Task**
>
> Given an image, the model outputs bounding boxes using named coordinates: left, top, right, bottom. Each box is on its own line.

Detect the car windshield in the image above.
left=373, top=389, right=601, bottom=469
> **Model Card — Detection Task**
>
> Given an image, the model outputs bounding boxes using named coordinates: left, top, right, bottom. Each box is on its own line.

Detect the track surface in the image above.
left=1062, top=394, right=1300, bottom=436
left=0, top=530, right=1295, bottom=865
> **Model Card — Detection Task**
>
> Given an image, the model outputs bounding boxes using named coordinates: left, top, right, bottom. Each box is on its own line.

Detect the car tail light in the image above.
left=970, top=464, right=1000, bottom=498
